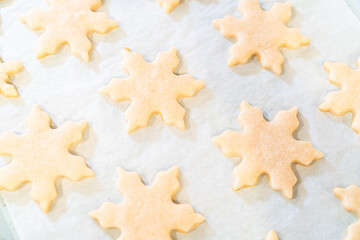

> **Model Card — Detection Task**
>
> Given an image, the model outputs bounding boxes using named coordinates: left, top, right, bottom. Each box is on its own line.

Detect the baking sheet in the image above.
left=0, top=0, right=360, bottom=239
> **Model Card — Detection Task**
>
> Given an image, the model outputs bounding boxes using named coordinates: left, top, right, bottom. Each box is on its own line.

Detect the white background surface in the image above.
left=0, top=0, right=359, bottom=239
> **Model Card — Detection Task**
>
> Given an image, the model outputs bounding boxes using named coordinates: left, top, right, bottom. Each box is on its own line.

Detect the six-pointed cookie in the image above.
left=89, top=166, right=204, bottom=240
left=212, top=101, right=323, bottom=199
left=213, top=0, right=310, bottom=75
left=19, top=0, right=118, bottom=61
left=100, top=47, right=204, bottom=133
left=0, top=105, right=94, bottom=212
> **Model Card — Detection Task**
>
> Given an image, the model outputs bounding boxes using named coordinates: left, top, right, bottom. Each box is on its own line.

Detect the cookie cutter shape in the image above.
left=0, top=105, right=94, bottom=212
left=156, top=0, right=180, bottom=13
left=334, top=185, right=360, bottom=240
left=212, top=0, right=310, bottom=75
left=0, top=60, right=23, bottom=97
left=99, top=47, right=205, bottom=133
left=19, top=0, right=118, bottom=61
left=89, top=166, right=205, bottom=240
left=212, top=101, right=323, bottom=199
left=319, top=59, right=360, bottom=134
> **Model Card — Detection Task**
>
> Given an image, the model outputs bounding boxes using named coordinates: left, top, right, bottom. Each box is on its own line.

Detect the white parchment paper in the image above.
left=0, top=0, right=359, bottom=239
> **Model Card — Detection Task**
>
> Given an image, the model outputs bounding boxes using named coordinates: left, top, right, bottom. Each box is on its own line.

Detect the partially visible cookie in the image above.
left=212, top=101, right=323, bottom=199
left=212, top=0, right=309, bottom=75
left=334, top=185, right=360, bottom=240
left=89, top=166, right=204, bottom=240
left=156, top=0, right=180, bottom=13
left=99, top=47, right=204, bottom=133
left=0, top=60, right=23, bottom=97
left=19, top=0, right=117, bottom=61
left=319, top=59, right=360, bottom=134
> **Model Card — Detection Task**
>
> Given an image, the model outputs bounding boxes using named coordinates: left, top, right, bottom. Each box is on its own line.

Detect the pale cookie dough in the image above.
left=89, top=166, right=205, bottom=240
left=334, top=185, right=360, bottom=240
left=212, top=101, right=323, bottom=199
left=19, top=0, right=118, bottom=61
left=266, top=230, right=279, bottom=240
left=319, top=59, right=360, bottom=134
left=212, top=0, right=310, bottom=75
left=0, top=105, right=94, bottom=212
left=0, top=60, right=23, bottom=97
left=99, top=47, right=205, bottom=133
left=157, top=0, right=180, bottom=13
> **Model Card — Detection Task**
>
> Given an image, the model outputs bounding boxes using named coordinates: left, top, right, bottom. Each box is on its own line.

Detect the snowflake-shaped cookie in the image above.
left=99, top=47, right=205, bottom=133
left=89, top=166, right=204, bottom=240
left=319, top=59, right=360, bottom=134
left=266, top=230, right=279, bottom=240
left=212, top=0, right=310, bottom=75
left=19, top=0, right=118, bottom=61
left=156, top=0, right=180, bottom=13
left=0, top=60, right=23, bottom=97
left=0, top=105, right=94, bottom=212
left=212, top=101, right=323, bottom=199
left=334, top=185, right=360, bottom=240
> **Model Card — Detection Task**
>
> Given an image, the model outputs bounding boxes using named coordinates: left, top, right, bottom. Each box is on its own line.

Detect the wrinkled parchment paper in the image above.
left=0, top=0, right=360, bottom=239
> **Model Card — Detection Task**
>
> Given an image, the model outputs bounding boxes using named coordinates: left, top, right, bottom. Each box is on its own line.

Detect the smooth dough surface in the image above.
left=212, top=101, right=323, bottom=199
left=19, top=0, right=118, bottom=61
left=89, top=166, right=204, bottom=240
left=100, top=47, right=204, bottom=133
left=319, top=59, right=360, bottom=134
left=212, top=0, right=310, bottom=75
left=0, top=105, right=94, bottom=212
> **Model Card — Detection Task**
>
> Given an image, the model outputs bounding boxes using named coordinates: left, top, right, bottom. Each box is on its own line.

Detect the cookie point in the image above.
left=84, top=167, right=95, bottom=177
left=31, top=104, right=42, bottom=112
left=110, top=20, right=118, bottom=29
left=39, top=200, right=51, bottom=213
left=169, top=46, right=177, bottom=53
left=211, top=136, right=220, bottom=145
left=18, top=14, right=27, bottom=24
left=283, top=189, right=293, bottom=199
left=117, top=167, right=126, bottom=176
left=175, top=119, right=186, bottom=130
left=98, top=86, right=109, bottom=95
left=125, top=124, right=136, bottom=134
left=323, top=61, right=332, bottom=72
left=333, top=187, right=345, bottom=198
left=212, top=19, right=220, bottom=29
left=227, top=58, right=238, bottom=67
left=3, top=87, right=19, bottom=98
left=266, top=230, right=279, bottom=240
left=315, top=150, right=324, bottom=160
left=121, top=48, right=131, bottom=55
left=195, top=213, right=206, bottom=224
left=88, top=210, right=98, bottom=219
left=289, top=106, right=298, bottom=114
left=78, top=120, right=88, bottom=130
left=240, top=100, right=250, bottom=110
left=232, top=181, right=242, bottom=191
left=318, top=102, right=329, bottom=112
left=169, top=166, right=180, bottom=176
left=197, top=80, right=206, bottom=89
